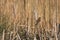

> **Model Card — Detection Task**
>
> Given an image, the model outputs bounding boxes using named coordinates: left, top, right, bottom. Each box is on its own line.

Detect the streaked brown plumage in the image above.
left=35, top=17, right=41, bottom=25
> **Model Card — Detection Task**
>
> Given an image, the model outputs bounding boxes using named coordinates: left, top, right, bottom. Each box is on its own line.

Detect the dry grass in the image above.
left=0, top=0, right=60, bottom=40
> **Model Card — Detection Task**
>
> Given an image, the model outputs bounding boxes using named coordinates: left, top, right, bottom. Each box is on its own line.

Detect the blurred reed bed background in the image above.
left=0, top=0, right=60, bottom=40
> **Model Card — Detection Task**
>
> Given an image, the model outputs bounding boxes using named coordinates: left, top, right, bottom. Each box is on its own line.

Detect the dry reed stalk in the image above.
left=2, top=30, right=5, bottom=40
left=52, top=0, right=58, bottom=40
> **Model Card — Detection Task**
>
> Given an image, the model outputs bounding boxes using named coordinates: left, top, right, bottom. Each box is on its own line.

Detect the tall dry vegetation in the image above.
left=0, top=0, right=60, bottom=40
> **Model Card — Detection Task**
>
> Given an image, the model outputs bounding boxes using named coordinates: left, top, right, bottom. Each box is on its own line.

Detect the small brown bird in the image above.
left=35, top=17, right=41, bottom=25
